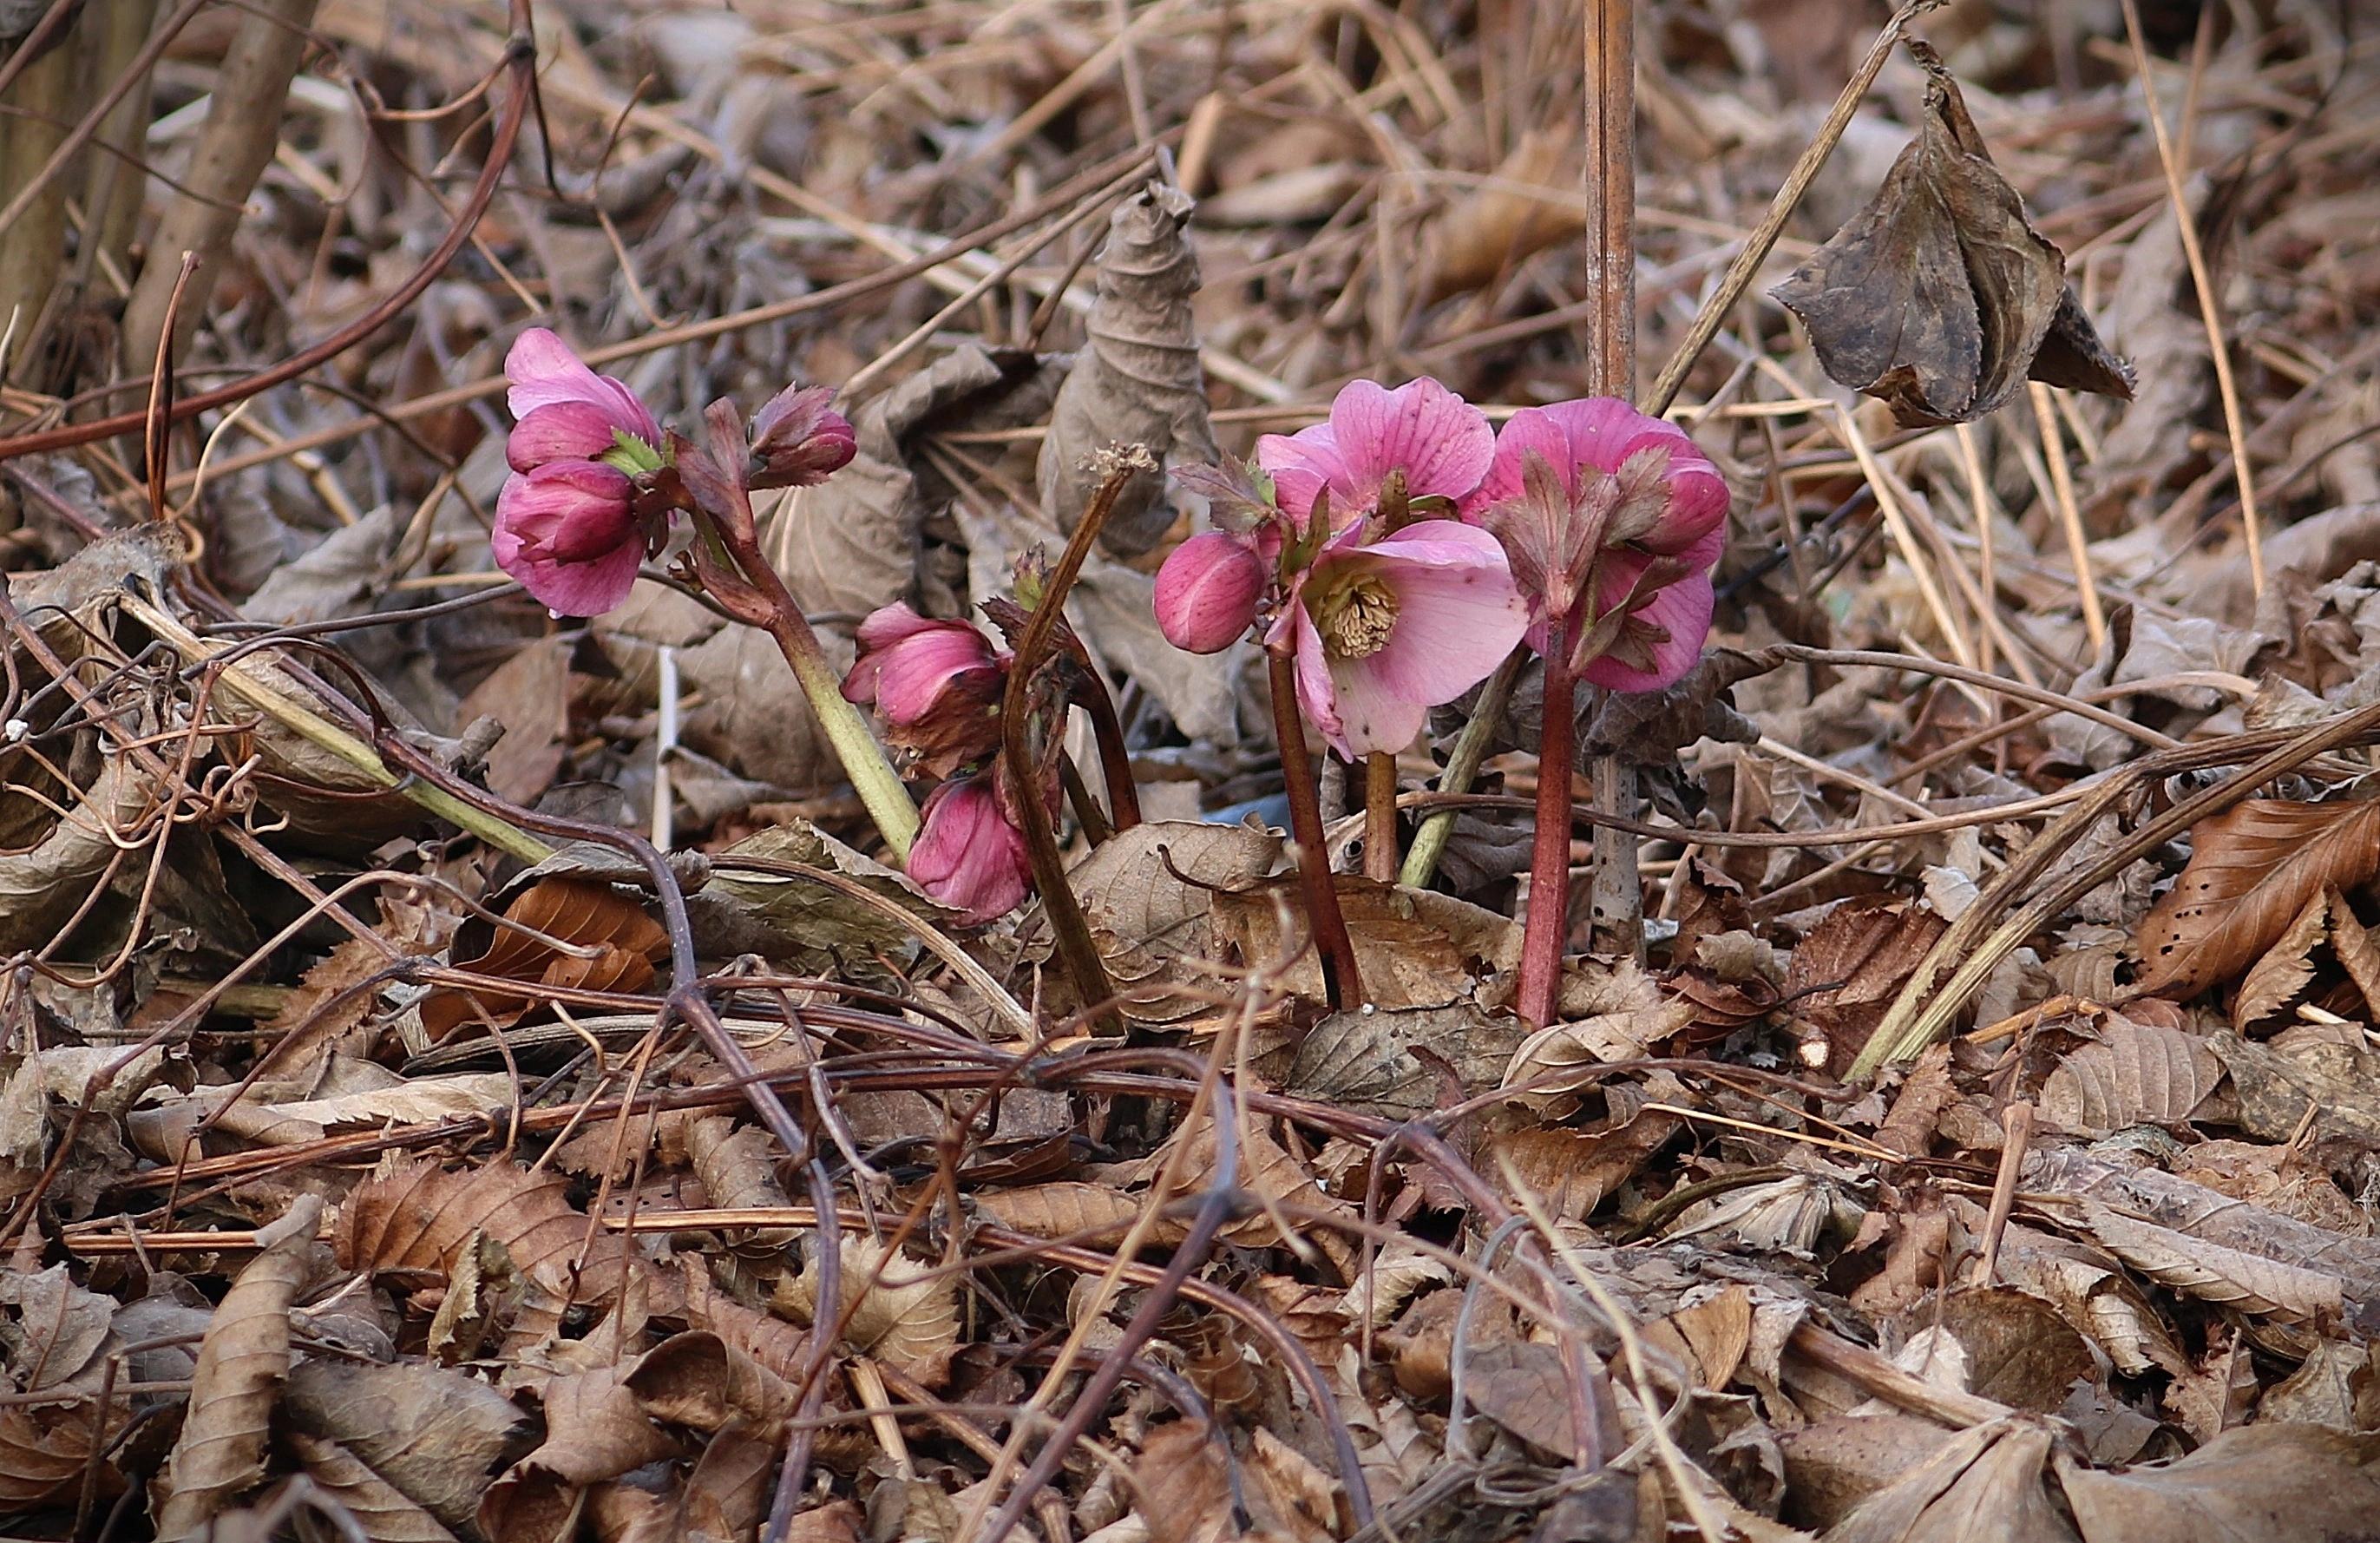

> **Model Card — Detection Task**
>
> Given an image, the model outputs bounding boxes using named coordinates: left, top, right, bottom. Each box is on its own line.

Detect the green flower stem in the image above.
left=759, top=596, right=921, bottom=862
left=1400, top=647, right=1524, bottom=890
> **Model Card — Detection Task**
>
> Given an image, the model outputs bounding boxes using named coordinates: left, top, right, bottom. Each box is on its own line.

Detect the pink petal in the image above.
left=1284, top=605, right=1352, bottom=757
left=1256, top=423, right=1348, bottom=526
left=908, top=778, right=1031, bottom=923
left=1155, top=531, right=1266, bottom=653
left=1323, top=651, right=1433, bottom=758
left=507, top=400, right=632, bottom=472
left=504, top=327, right=660, bottom=445
left=498, top=461, right=636, bottom=561
left=1580, top=561, right=1714, bottom=693
left=492, top=488, right=644, bottom=618
left=1357, top=523, right=1530, bottom=706
left=1326, top=378, right=1495, bottom=506
left=875, top=627, right=1000, bottom=726
left=1464, top=397, right=1729, bottom=556
left=1461, top=406, right=1574, bottom=514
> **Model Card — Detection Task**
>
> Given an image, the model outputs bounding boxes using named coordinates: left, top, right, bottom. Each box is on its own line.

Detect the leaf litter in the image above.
left=4, top=1, right=2380, bottom=1540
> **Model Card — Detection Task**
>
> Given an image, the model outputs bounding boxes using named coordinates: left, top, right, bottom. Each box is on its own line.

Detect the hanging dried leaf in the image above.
left=418, top=877, right=669, bottom=1042
left=2036, top=1015, right=2226, bottom=1137
left=153, top=1194, right=325, bottom=1540
left=1037, top=181, right=1218, bottom=557
left=2134, top=798, right=2380, bottom=999
left=1771, top=43, right=2129, bottom=427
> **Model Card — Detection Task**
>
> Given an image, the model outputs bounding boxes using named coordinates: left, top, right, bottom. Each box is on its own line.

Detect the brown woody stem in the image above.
left=1518, top=614, right=1576, bottom=1028
left=1269, top=648, right=1363, bottom=1009
left=1363, top=752, right=1399, bottom=883
left=1003, top=461, right=1143, bottom=1034
left=1070, top=669, right=1142, bottom=831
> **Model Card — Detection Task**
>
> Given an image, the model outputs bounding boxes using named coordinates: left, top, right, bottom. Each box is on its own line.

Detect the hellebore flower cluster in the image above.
left=491, top=329, right=858, bottom=616
left=841, top=603, right=1038, bottom=923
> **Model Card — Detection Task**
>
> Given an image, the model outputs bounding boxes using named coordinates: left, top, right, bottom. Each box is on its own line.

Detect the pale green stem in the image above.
left=1400, top=648, right=1524, bottom=889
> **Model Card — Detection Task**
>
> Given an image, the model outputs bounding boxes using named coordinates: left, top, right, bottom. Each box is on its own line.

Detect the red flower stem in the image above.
left=1268, top=647, right=1364, bottom=1009
left=1003, top=459, right=1144, bottom=1035
left=1070, top=672, right=1142, bottom=832
left=1518, top=612, right=1577, bottom=1028
left=1363, top=752, right=1399, bottom=882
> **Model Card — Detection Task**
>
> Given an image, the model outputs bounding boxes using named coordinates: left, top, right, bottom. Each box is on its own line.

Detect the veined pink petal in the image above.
left=908, top=778, right=1032, bottom=923
left=1325, top=378, right=1495, bottom=506
left=1323, top=652, right=1433, bottom=758
left=880, top=629, right=1000, bottom=724
left=1581, top=557, right=1713, bottom=693
left=1155, top=530, right=1266, bottom=653
left=1256, top=423, right=1348, bottom=526
left=1464, top=397, right=1729, bottom=556
left=508, top=400, right=632, bottom=472
left=1356, top=526, right=1530, bottom=707
left=504, top=327, right=661, bottom=447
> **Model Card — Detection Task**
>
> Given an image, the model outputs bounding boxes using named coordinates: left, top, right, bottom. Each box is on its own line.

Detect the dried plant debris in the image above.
left=9, top=1, right=2380, bottom=1538
left=1774, top=42, right=2132, bottom=427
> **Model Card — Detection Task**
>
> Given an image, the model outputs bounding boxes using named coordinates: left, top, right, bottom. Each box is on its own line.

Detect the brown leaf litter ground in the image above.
left=4, top=1, right=2380, bottom=1540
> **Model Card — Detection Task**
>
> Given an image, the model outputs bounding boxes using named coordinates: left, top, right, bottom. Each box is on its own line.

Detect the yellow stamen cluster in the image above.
left=1315, top=575, right=1398, bottom=660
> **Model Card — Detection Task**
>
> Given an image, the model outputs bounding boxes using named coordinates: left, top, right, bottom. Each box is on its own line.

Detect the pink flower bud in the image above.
left=1155, top=530, right=1266, bottom=654
left=908, top=776, right=1032, bottom=923
left=842, top=605, right=1003, bottom=724
left=492, top=460, right=646, bottom=616
left=749, top=384, right=858, bottom=489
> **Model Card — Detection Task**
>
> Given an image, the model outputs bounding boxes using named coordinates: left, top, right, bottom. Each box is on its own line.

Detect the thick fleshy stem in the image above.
left=1269, top=648, right=1364, bottom=1008
left=1518, top=613, right=1577, bottom=1028
left=1401, top=647, right=1524, bottom=889
left=1363, top=752, right=1399, bottom=882
left=722, top=532, right=922, bottom=860
left=1004, top=456, right=1145, bottom=1034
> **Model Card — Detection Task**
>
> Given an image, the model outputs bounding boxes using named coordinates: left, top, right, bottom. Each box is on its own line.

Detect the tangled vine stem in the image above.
left=1003, top=452, right=1151, bottom=1035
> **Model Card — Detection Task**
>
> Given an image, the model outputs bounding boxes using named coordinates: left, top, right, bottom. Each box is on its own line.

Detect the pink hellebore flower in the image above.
left=908, top=775, right=1032, bottom=923
left=843, top=605, right=1004, bottom=725
left=1268, top=521, right=1530, bottom=759
left=1155, top=530, right=1269, bottom=654
left=495, top=328, right=667, bottom=617
left=1466, top=398, right=1731, bottom=693
left=1257, top=378, right=1496, bottom=531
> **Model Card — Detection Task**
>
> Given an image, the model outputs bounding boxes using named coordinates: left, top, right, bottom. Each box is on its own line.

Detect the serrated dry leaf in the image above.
left=419, top=877, right=669, bottom=1042
left=974, top=1181, right=1154, bottom=1245
left=0, top=1402, right=112, bottom=1509
left=2233, top=885, right=2331, bottom=1030
left=2070, top=1199, right=2343, bottom=1323
left=778, top=1235, right=958, bottom=1378
left=2134, top=798, right=2380, bottom=998
left=1771, top=43, right=2128, bottom=427
left=1129, top=1418, right=1244, bottom=1543
left=2036, top=1016, right=2225, bottom=1137
left=1037, top=181, right=1218, bottom=557
left=2053, top=1424, right=2380, bottom=1542
left=154, top=1194, right=324, bottom=1540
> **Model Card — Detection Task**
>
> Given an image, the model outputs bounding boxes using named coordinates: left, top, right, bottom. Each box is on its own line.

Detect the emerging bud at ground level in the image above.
left=1154, top=530, right=1267, bottom=653
left=908, top=775, right=1032, bottom=923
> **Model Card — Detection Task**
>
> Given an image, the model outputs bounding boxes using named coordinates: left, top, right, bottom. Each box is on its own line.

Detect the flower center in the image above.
left=1314, top=575, right=1399, bottom=660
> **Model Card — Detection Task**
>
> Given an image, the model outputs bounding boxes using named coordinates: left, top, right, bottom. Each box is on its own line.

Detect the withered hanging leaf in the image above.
left=1037, top=180, right=1219, bottom=557
left=2134, top=798, right=2380, bottom=999
left=1771, top=42, right=2130, bottom=427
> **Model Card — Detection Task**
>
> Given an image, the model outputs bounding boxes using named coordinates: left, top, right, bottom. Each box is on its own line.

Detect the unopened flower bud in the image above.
left=749, top=384, right=857, bottom=489
left=1155, top=530, right=1267, bottom=654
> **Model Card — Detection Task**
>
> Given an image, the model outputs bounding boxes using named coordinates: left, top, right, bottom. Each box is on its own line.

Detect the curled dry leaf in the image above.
left=1128, top=1418, right=1242, bottom=1543
left=418, top=877, right=669, bottom=1042
left=282, top=1356, right=534, bottom=1533
left=511, top=1360, right=682, bottom=1488
left=625, top=1330, right=797, bottom=1436
left=680, top=1113, right=800, bottom=1257
left=1287, top=1001, right=1526, bottom=1120
left=286, top=1430, right=460, bottom=1543
left=1771, top=43, right=2129, bottom=427
left=153, top=1193, right=325, bottom=1541
left=1037, top=181, right=1218, bottom=557
left=2134, top=798, right=2380, bottom=999
left=1780, top=896, right=1947, bottom=1077
left=2053, top=1424, right=2380, bottom=1543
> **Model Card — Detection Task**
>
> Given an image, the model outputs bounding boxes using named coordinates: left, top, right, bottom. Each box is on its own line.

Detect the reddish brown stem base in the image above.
left=1269, top=648, right=1363, bottom=1009
left=1518, top=616, right=1576, bottom=1028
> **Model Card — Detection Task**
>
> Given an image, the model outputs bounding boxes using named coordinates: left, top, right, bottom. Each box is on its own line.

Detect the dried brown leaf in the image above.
left=1129, top=1419, right=1244, bottom=1543
left=2036, top=1015, right=2225, bottom=1137
left=1826, top=1417, right=2077, bottom=1543
left=2234, top=886, right=2331, bottom=1029
left=1038, top=181, right=1218, bottom=556
left=2055, top=1424, right=2380, bottom=1543
left=974, top=1181, right=1156, bottom=1245
left=2134, top=798, right=2380, bottom=998
left=287, top=1430, right=461, bottom=1543
left=777, top=1235, right=959, bottom=1378
left=625, top=1330, right=796, bottom=1436
left=419, top=877, right=668, bottom=1042
left=1212, top=877, right=1521, bottom=1011
left=1286, top=1001, right=1526, bottom=1120
left=335, top=1155, right=643, bottom=1320
left=516, top=1361, right=681, bottom=1487
left=1778, top=1412, right=1957, bottom=1533
left=0, top=1261, right=113, bottom=1391
left=1771, top=43, right=2127, bottom=426
left=1419, top=128, right=1586, bottom=303
left=154, top=1194, right=324, bottom=1540
left=456, top=634, right=571, bottom=808
left=283, top=1356, right=533, bottom=1533
left=1781, top=896, right=1947, bottom=1076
